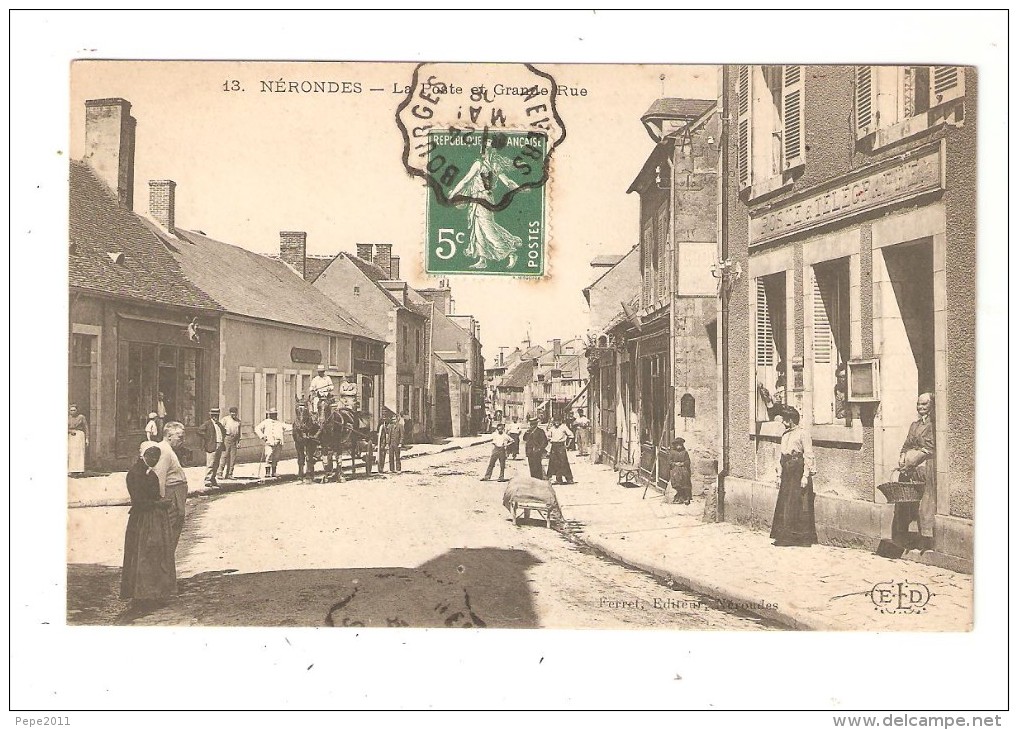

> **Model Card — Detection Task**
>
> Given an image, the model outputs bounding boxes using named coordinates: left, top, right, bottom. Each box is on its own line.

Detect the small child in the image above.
left=669, top=437, right=692, bottom=505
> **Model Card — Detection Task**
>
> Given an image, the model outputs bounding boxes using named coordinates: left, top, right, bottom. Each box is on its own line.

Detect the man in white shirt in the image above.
left=337, top=374, right=359, bottom=411
left=505, top=416, right=523, bottom=460
left=256, top=408, right=292, bottom=478
left=480, top=422, right=512, bottom=482
left=309, top=365, right=334, bottom=419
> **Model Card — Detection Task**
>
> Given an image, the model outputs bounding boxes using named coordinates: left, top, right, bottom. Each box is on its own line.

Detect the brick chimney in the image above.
left=390, top=255, right=400, bottom=280
left=374, top=243, right=393, bottom=278
left=553, top=338, right=562, bottom=357
left=148, top=180, right=176, bottom=233
left=418, top=283, right=452, bottom=315
left=84, top=98, right=136, bottom=210
left=356, top=243, right=373, bottom=261
left=280, top=231, right=308, bottom=279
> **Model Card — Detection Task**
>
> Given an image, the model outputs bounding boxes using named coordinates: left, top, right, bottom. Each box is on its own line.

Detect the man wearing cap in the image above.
left=522, top=417, right=549, bottom=479
left=218, top=406, right=243, bottom=480
left=197, top=407, right=227, bottom=487
left=256, top=408, right=292, bottom=478
left=309, top=365, right=334, bottom=419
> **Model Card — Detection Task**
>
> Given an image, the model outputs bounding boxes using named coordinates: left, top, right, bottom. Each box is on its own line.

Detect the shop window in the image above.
left=811, top=259, right=852, bottom=425
left=640, top=352, right=670, bottom=445
left=69, top=334, right=96, bottom=421
left=755, top=274, right=787, bottom=422
left=856, top=66, right=965, bottom=143
left=680, top=393, right=696, bottom=418
left=119, top=342, right=202, bottom=434
left=737, top=65, right=804, bottom=192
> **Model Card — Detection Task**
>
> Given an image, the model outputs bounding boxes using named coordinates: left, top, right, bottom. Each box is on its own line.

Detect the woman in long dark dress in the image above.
left=770, top=407, right=818, bottom=547
left=121, top=445, right=176, bottom=603
left=669, top=438, right=693, bottom=505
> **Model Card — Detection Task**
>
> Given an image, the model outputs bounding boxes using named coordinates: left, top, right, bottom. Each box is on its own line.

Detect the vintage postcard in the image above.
left=63, top=58, right=982, bottom=638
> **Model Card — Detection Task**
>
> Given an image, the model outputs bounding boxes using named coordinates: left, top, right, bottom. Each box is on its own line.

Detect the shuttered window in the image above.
left=812, top=273, right=832, bottom=365
left=755, top=278, right=774, bottom=367
left=855, top=66, right=874, bottom=135
left=782, top=65, right=805, bottom=169
left=737, top=65, right=753, bottom=189
left=931, top=66, right=965, bottom=106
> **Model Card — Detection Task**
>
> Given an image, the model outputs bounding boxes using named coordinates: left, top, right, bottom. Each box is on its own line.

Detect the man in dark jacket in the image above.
left=522, top=417, right=549, bottom=479
left=387, top=413, right=405, bottom=474
left=197, top=407, right=226, bottom=487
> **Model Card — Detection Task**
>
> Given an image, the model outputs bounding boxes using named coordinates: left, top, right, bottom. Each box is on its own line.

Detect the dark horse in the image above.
left=292, top=402, right=321, bottom=482
left=317, top=401, right=376, bottom=482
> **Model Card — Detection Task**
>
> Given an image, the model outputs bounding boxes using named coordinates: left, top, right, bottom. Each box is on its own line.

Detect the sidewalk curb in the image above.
left=68, top=437, right=494, bottom=509
left=571, top=530, right=840, bottom=632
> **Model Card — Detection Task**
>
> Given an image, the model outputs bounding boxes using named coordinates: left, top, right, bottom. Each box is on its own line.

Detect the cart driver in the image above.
left=309, top=365, right=334, bottom=419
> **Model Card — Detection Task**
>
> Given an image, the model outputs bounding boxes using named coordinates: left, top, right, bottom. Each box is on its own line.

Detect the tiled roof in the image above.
left=305, top=256, right=334, bottom=283
left=499, top=359, right=535, bottom=389
left=68, top=161, right=221, bottom=311
left=642, top=98, right=716, bottom=121
left=167, top=228, right=383, bottom=341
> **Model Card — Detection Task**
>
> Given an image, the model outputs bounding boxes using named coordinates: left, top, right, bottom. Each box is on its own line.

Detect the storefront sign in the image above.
left=749, top=143, right=944, bottom=246
left=290, top=347, right=323, bottom=364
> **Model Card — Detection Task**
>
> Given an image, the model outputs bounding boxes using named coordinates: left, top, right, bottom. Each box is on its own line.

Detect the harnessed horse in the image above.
left=292, top=401, right=322, bottom=482
left=315, top=398, right=376, bottom=482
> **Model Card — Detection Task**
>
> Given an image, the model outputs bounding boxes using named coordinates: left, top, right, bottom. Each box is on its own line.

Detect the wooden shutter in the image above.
left=737, top=65, right=753, bottom=189
left=930, top=66, right=965, bottom=106
left=812, top=271, right=835, bottom=425
left=755, top=279, right=773, bottom=366
left=855, top=66, right=875, bottom=136
left=782, top=65, right=805, bottom=169
left=812, top=273, right=832, bottom=365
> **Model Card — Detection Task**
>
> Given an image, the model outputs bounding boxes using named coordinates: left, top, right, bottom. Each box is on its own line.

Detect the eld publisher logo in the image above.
left=869, top=580, right=933, bottom=614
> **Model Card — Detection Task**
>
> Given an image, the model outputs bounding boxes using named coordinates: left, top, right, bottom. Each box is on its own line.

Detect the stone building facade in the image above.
left=720, top=65, right=975, bottom=571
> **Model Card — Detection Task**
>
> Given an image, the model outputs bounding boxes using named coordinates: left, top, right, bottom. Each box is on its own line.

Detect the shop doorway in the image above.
left=877, top=239, right=935, bottom=482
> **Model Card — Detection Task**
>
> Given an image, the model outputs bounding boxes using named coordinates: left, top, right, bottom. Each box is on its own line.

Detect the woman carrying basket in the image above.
left=891, top=393, right=936, bottom=552
left=770, top=407, right=818, bottom=547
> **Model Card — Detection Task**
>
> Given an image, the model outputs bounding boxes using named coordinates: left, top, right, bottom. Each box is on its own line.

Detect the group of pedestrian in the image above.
left=482, top=413, right=581, bottom=485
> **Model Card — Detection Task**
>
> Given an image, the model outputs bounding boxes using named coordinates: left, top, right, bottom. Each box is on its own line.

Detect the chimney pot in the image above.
left=280, top=231, right=308, bottom=279
left=148, top=180, right=176, bottom=233
left=84, top=98, right=136, bottom=210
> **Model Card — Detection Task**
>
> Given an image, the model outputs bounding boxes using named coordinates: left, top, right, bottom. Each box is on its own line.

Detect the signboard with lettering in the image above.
left=290, top=347, right=323, bottom=364
left=749, top=142, right=944, bottom=246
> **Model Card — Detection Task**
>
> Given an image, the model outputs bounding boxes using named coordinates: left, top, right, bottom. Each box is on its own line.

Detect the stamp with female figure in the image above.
left=425, top=129, right=546, bottom=276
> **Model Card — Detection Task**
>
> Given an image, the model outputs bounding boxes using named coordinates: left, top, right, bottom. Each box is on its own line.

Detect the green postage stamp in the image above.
left=424, top=130, right=546, bottom=276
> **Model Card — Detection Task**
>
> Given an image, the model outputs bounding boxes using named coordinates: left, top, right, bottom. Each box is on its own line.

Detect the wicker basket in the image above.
left=877, top=469, right=925, bottom=503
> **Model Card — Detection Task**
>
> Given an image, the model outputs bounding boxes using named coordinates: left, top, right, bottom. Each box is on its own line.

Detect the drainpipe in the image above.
left=717, top=64, right=731, bottom=522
